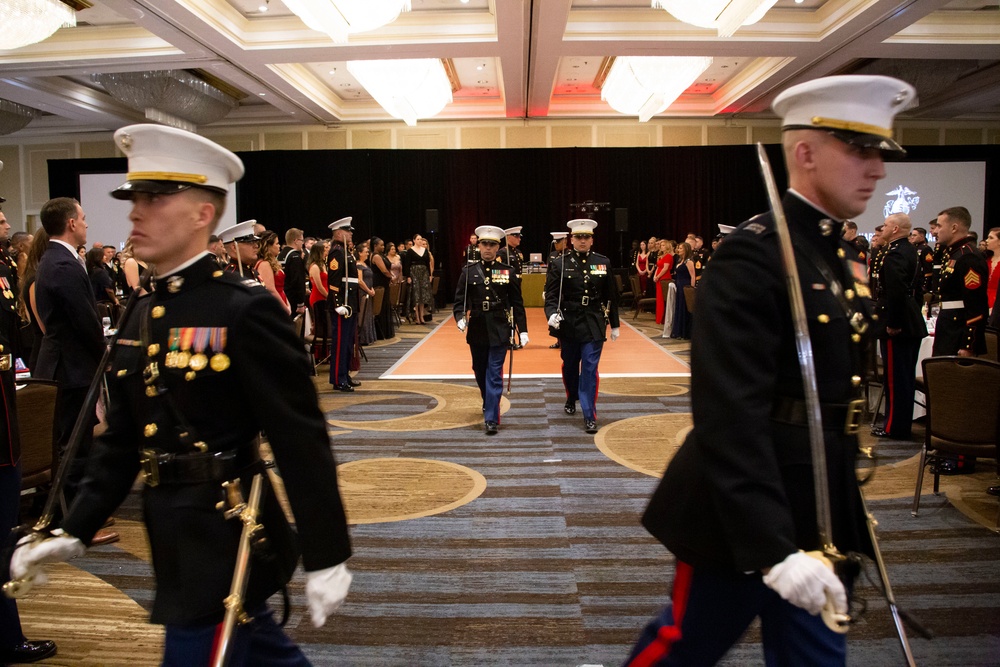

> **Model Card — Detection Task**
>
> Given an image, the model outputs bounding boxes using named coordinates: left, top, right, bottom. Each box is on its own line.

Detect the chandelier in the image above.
left=0, top=99, right=40, bottom=135
left=283, top=0, right=411, bottom=43
left=93, top=71, right=239, bottom=131
left=601, top=56, right=713, bottom=122
left=652, top=0, right=778, bottom=38
left=0, top=0, right=77, bottom=51
left=346, top=59, right=453, bottom=126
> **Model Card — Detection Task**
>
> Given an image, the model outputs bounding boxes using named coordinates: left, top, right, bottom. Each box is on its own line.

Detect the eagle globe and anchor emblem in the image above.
left=883, top=185, right=920, bottom=218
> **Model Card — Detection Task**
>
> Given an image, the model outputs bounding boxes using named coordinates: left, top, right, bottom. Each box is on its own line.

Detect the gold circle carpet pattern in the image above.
left=316, top=378, right=509, bottom=432
left=337, top=457, right=488, bottom=524
left=599, top=377, right=688, bottom=397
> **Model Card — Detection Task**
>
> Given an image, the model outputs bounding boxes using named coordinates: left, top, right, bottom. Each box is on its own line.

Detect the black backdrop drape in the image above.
left=49, top=143, right=998, bottom=297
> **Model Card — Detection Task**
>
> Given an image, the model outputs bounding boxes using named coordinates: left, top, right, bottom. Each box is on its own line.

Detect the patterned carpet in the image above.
left=14, top=312, right=1000, bottom=666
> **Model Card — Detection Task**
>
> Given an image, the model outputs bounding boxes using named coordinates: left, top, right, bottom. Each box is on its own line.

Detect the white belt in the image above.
left=345, top=277, right=359, bottom=284
left=940, top=300, right=963, bottom=309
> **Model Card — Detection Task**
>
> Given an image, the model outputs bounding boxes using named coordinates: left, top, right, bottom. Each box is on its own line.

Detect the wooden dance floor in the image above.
left=382, top=308, right=689, bottom=379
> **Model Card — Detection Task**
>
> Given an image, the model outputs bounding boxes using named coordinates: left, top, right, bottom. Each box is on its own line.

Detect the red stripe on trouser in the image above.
left=594, top=371, right=600, bottom=419
left=333, top=315, right=344, bottom=381
left=627, top=561, right=694, bottom=667
left=884, top=338, right=895, bottom=432
left=1, top=375, right=14, bottom=465
left=207, top=621, right=225, bottom=664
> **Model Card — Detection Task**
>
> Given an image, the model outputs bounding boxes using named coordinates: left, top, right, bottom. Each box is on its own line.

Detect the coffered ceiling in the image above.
left=0, top=0, right=998, bottom=137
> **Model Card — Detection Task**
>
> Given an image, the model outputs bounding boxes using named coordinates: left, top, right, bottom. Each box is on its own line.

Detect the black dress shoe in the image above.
left=585, top=419, right=598, bottom=434
left=485, top=421, right=498, bottom=435
left=549, top=342, right=560, bottom=349
left=870, top=427, right=890, bottom=438
left=987, top=486, right=1000, bottom=497
left=333, top=383, right=355, bottom=393
left=930, top=458, right=976, bottom=475
left=349, top=378, right=362, bottom=387
left=1, top=640, right=57, bottom=664
left=564, top=401, right=576, bottom=415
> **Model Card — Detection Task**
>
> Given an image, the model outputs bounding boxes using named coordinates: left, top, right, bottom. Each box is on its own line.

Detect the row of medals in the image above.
left=163, top=348, right=230, bottom=373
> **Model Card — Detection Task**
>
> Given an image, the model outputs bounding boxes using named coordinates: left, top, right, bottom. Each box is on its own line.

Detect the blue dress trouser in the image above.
left=163, top=605, right=310, bottom=666
left=470, top=343, right=508, bottom=423
left=0, top=462, right=25, bottom=648
left=624, top=562, right=847, bottom=667
left=560, top=339, right=603, bottom=420
left=329, top=312, right=357, bottom=386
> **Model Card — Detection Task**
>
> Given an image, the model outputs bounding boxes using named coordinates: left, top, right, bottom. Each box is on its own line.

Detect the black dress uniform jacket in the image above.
left=453, top=259, right=527, bottom=347
left=933, top=238, right=989, bottom=356
left=278, top=246, right=306, bottom=311
left=914, top=241, right=934, bottom=297
left=499, top=246, right=523, bottom=277
left=327, top=241, right=360, bottom=313
left=0, top=253, right=20, bottom=466
left=61, top=254, right=351, bottom=625
left=543, top=250, right=621, bottom=342
left=642, top=193, right=874, bottom=573
left=874, top=237, right=926, bottom=339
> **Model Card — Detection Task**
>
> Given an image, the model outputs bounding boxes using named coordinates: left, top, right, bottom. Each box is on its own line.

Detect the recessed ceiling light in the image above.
left=258, top=0, right=269, bottom=11
left=258, top=92, right=266, bottom=96
left=476, top=64, right=484, bottom=71
left=795, top=0, right=804, bottom=3
left=460, top=0, right=470, bottom=3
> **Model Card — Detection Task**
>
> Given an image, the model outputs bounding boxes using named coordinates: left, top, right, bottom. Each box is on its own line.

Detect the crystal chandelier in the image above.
left=346, top=59, right=453, bottom=126
left=0, top=99, right=40, bottom=136
left=601, top=56, right=713, bottom=122
left=93, top=71, right=239, bottom=131
left=283, top=0, right=411, bottom=43
left=652, top=0, right=778, bottom=38
left=0, top=0, right=77, bottom=51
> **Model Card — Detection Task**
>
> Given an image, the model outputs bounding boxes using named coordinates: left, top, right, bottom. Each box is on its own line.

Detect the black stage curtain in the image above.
left=49, top=143, right=999, bottom=297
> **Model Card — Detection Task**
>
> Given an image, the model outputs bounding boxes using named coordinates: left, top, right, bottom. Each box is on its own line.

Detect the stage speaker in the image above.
left=615, top=208, right=628, bottom=232
left=425, top=209, right=439, bottom=234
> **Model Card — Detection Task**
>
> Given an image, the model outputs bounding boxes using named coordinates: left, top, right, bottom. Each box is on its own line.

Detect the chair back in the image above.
left=373, top=287, right=385, bottom=316
left=17, top=378, right=59, bottom=491
left=389, top=282, right=400, bottom=308
left=292, top=313, right=305, bottom=339
left=921, top=356, right=1000, bottom=457
left=683, top=285, right=697, bottom=313
left=984, top=328, right=998, bottom=362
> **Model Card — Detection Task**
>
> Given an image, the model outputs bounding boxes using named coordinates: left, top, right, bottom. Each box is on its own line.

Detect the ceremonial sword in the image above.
left=755, top=143, right=850, bottom=634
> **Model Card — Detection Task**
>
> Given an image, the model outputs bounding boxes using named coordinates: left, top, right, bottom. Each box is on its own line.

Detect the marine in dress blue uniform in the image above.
left=220, top=219, right=260, bottom=282
left=453, top=225, right=528, bottom=435
left=871, top=214, right=927, bottom=440
left=499, top=226, right=526, bottom=349
left=543, top=219, right=620, bottom=434
left=11, top=124, right=353, bottom=666
left=626, top=75, right=916, bottom=667
left=327, top=217, right=361, bottom=392
left=927, top=206, right=989, bottom=475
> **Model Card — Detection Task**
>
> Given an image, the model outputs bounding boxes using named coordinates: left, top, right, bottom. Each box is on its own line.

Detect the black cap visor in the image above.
left=783, top=124, right=905, bottom=157
left=111, top=180, right=229, bottom=201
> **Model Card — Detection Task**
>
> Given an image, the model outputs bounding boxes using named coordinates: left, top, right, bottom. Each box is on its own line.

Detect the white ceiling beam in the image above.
left=0, top=77, right=145, bottom=128
left=527, top=0, right=572, bottom=118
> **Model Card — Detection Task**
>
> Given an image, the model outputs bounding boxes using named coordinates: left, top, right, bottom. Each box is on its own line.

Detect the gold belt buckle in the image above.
left=140, top=449, right=161, bottom=487
left=844, top=399, right=864, bottom=435
left=482, top=300, right=490, bottom=311
left=581, top=295, right=589, bottom=306
left=0, top=354, right=10, bottom=372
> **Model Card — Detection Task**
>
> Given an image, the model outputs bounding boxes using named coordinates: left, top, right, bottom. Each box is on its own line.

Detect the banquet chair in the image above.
left=372, top=287, right=386, bottom=339
left=984, top=328, right=998, bottom=362
left=683, top=286, right=697, bottom=314
left=17, top=379, right=60, bottom=504
left=616, top=274, right=634, bottom=308
left=911, top=356, right=1000, bottom=522
left=629, top=274, right=655, bottom=320
left=388, top=283, right=401, bottom=327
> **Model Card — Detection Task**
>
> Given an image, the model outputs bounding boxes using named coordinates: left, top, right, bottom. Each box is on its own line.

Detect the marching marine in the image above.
left=544, top=219, right=620, bottom=434
left=454, top=225, right=528, bottom=435
left=11, top=124, right=352, bottom=665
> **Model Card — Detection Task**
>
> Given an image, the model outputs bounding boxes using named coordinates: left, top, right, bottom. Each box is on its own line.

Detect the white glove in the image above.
left=306, top=563, right=353, bottom=628
left=456, top=318, right=467, bottom=332
left=610, top=327, right=620, bottom=342
left=334, top=306, right=348, bottom=316
left=519, top=332, right=529, bottom=347
left=10, top=532, right=86, bottom=592
left=547, top=313, right=562, bottom=329
left=763, top=551, right=847, bottom=616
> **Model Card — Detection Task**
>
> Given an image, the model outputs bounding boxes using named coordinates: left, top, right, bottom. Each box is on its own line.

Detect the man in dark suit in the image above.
left=278, top=227, right=306, bottom=314
left=0, top=173, right=58, bottom=664
left=627, top=75, right=916, bottom=666
left=34, top=198, right=117, bottom=545
left=871, top=213, right=927, bottom=439
left=12, top=123, right=352, bottom=664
